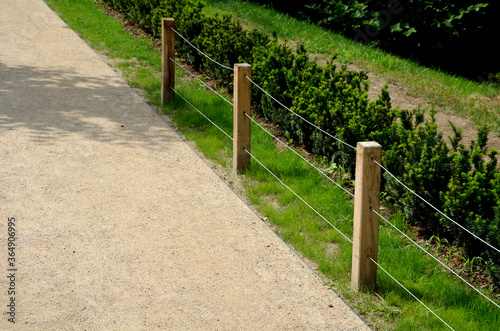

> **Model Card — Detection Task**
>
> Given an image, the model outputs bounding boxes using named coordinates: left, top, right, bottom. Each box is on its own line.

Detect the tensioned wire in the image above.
left=368, top=256, right=455, bottom=331
left=169, top=27, right=356, bottom=150
left=371, top=208, right=500, bottom=309
left=169, top=56, right=233, bottom=107
left=170, top=27, right=496, bottom=312
left=244, top=112, right=354, bottom=198
left=170, top=27, right=234, bottom=71
left=245, top=60, right=499, bottom=257
left=243, top=147, right=353, bottom=244
left=373, top=159, right=500, bottom=255
left=244, top=74, right=357, bottom=150
left=168, top=42, right=353, bottom=197
left=171, top=27, right=354, bottom=150
left=169, top=86, right=233, bottom=141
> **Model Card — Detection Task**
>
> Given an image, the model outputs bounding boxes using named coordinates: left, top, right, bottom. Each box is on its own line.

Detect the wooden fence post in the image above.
left=233, top=63, right=252, bottom=173
left=161, top=18, right=175, bottom=104
left=351, top=141, right=382, bottom=291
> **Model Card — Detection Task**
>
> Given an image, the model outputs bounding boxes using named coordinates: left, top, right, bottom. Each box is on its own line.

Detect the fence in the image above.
left=161, top=17, right=381, bottom=292
left=159, top=18, right=499, bottom=330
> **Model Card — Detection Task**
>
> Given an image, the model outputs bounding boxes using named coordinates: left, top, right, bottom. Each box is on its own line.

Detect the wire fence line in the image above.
left=169, top=56, right=234, bottom=107
left=170, top=28, right=354, bottom=151
left=368, top=256, right=455, bottom=331
left=170, top=86, right=233, bottom=141
left=170, top=27, right=234, bottom=71
left=244, top=75, right=357, bottom=150
left=168, top=31, right=355, bottom=199
left=171, top=27, right=500, bottom=262
left=242, top=114, right=465, bottom=330
left=243, top=147, right=354, bottom=244
left=175, top=79, right=454, bottom=327
left=244, top=112, right=355, bottom=198
left=170, top=80, right=355, bottom=246
left=168, top=27, right=498, bottom=329
left=371, top=208, right=500, bottom=309
left=245, top=52, right=500, bottom=272
left=372, top=159, right=500, bottom=255
left=171, top=87, right=454, bottom=330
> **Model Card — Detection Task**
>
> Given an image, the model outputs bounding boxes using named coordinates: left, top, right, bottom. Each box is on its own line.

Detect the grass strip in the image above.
left=45, top=0, right=500, bottom=329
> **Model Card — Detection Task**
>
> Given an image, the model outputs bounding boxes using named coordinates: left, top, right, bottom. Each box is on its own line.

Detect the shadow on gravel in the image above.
left=0, top=62, right=175, bottom=148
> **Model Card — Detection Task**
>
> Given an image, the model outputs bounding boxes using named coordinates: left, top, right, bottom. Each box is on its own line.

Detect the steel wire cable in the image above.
left=167, top=31, right=495, bottom=316
left=373, top=159, right=500, bottom=255
left=243, top=147, right=353, bottom=244
left=244, top=112, right=354, bottom=198
left=169, top=57, right=233, bottom=107
left=170, top=86, right=233, bottom=141
left=368, top=256, right=455, bottom=330
left=161, top=30, right=491, bottom=326
left=244, top=75, right=357, bottom=150
left=170, top=27, right=234, bottom=71
left=371, top=208, right=500, bottom=309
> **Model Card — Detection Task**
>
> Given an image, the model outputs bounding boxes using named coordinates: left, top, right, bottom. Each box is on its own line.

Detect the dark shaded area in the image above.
left=250, top=0, right=500, bottom=81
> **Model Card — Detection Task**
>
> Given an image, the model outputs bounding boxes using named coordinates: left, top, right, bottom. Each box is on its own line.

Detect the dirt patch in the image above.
left=412, top=226, right=500, bottom=297
left=343, top=61, right=500, bottom=153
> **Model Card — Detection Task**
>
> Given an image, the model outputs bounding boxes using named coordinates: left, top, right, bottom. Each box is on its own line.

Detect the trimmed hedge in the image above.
left=99, top=0, right=500, bottom=285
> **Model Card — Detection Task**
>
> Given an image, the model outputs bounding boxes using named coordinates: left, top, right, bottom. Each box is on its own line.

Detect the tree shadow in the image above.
left=0, top=62, right=177, bottom=149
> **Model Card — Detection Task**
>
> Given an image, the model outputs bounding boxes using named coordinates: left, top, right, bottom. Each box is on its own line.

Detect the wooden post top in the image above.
left=357, top=141, right=382, bottom=149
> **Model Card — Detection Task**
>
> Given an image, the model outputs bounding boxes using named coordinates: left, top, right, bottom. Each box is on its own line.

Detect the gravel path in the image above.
left=0, top=0, right=369, bottom=329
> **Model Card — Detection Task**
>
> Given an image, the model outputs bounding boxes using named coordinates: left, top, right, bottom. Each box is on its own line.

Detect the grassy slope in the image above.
left=45, top=0, right=500, bottom=330
left=206, top=0, right=500, bottom=134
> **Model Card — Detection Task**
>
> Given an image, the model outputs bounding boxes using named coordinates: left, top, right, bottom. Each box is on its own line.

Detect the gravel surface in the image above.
left=0, top=0, right=370, bottom=329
